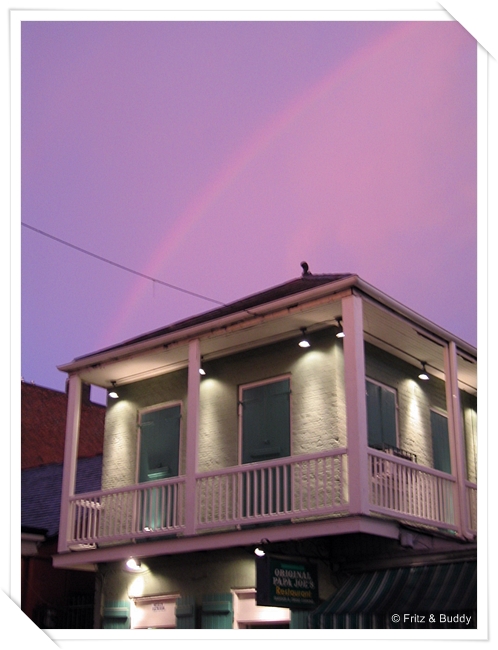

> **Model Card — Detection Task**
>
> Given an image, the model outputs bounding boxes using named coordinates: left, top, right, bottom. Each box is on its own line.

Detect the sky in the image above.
left=20, top=14, right=478, bottom=404
left=6, top=5, right=497, bottom=644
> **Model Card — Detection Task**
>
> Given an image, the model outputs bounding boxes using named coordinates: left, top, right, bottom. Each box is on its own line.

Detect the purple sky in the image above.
left=21, top=19, right=477, bottom=401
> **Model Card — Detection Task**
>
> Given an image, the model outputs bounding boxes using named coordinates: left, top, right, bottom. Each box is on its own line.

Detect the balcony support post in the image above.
left=185, top=338, right=201, bottom=536
left=58, top=374, right=82, bottom=553
left=342, top=293, right=370, bottom=515
left=444, top=341, right=470, bottom=537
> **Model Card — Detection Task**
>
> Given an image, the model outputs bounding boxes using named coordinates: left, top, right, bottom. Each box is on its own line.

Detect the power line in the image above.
left=21, top=222, right=226, bottom=307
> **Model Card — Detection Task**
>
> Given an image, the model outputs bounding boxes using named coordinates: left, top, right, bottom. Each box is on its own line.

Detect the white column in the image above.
left=342, top=293, right=370, bottom=516
left=184, top=339, right=201, bottom=536
left=58, top=374, right=82, bottom=553
left=444, top=341, right=470, bottom=537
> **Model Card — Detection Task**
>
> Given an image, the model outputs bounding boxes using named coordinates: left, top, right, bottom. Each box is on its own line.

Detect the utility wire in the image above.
left=21, top=222, right=226, bottom=307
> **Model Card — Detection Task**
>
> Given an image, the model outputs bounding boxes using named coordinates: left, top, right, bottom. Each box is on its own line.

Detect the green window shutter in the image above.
left=367, top=381, right=383, bottom=448
left=366, top=380, right=397, bottom=448
left=175, top=596, right=196, bottom=629
left=201, top=593, right=233, bottom=629
left=241, top=379, right=291, bottom=516
left=381, top=387, right=397, bottom=448
left=290, top=609, right=310, bottom=628
left=431, top=410, right=451, bottom=473
left=102, top=600, right=130, bottom=629
left=241, top=379, right=291, bottom=463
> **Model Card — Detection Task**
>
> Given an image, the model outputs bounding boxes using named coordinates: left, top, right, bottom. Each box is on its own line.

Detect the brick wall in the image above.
left=21, top=382, right=105, bottom=469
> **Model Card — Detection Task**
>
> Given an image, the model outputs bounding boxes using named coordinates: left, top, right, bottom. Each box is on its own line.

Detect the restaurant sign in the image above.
left=256, top=555, right=319, bottom=609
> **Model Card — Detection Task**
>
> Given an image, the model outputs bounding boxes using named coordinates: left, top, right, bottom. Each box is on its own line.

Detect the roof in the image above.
left=21, top=455, right=103, bottom=537
left=58, top=269, right=476, bottom=393
left=77, top=272, right=352, bottom=359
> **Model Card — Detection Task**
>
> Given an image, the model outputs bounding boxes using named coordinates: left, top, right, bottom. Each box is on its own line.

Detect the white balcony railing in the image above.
left=195, top=448, right=348, bottom=530
left=69, top=476, right=186, bottom=546
left=67, top=448, right=473, bottom=549
left=368, top=449, right=457, bottom=529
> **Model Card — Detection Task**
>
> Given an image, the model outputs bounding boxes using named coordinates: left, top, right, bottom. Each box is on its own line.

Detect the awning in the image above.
left=310, top=561, right=477, bottom=629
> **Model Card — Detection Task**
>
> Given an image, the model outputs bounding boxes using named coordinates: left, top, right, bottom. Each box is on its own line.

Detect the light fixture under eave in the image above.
left=109, top=382, right=119, bottom=399
left=254, top=538, right=270, bottom=557
left=335, top=317, right=345, bottom=338
left=199, top=356, right=206, bottom=375
left=418, top=362, right=430, bottom=381
left=125, top=557, right=142, bottom=572
left=298, top=327, right=310, bottom=348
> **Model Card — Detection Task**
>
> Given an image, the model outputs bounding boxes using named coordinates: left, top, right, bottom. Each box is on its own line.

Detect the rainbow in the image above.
left=102, top=21, right=422, bottom=346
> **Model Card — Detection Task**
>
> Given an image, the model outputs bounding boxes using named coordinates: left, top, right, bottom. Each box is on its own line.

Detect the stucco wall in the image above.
left=364, top=342, right=477, bottom=479
left=101, top=327, right=347, bottom=487
left=100, top=545, right=335, bottom=610
left=197, top=327, right=346, bottom=472
left=364, top=342, right=447, bottom=468
left=102, top=369, right=188, bottom=490
left=101, top=332, right=476, bottom=488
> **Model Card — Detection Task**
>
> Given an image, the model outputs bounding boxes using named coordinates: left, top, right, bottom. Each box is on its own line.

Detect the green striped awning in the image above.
left=310, top=561, right=476, bottom=629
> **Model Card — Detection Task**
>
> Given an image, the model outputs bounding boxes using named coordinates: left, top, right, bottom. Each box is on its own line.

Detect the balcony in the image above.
left=66, top=448, right=475, bottom=551
left=56, top=285, right=477, bottom=573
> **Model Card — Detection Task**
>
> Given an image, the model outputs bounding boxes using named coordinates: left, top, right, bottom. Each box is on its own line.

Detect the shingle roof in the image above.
left=21, top=455, right=103, bottom=537
left=78, top=272, right=352, bottom=359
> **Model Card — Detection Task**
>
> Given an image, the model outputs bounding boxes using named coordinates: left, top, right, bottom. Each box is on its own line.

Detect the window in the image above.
left=137, top=403, right=182, bottom=531
left=430, top=409, right=451, bottom=473
left=137, top=403, right=181, bottom=482
left=366, top=379, right=397, bottom=449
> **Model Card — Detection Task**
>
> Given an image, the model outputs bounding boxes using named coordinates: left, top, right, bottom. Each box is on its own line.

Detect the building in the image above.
left=22, top=381, right=105, bottom=469
left=53, top=269, right=477, bottom=629
left=21, top=382, right=105, bottom=627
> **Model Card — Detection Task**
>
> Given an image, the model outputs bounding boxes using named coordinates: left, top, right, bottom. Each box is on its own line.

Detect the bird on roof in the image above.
left=301, top=261, right=311, bottom=276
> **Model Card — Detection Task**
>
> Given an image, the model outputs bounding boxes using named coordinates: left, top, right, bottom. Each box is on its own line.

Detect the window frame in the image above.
left=429, top=407, right=452, bottom=474
left=135, top=400, right=183, bottom=484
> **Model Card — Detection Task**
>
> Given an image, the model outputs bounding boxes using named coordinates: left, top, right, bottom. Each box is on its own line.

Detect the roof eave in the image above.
left=354, top=277, right=477, bottom=359
left=58, top=273, right=476, bottom=377
left=58, top=274, right=359, bottom=374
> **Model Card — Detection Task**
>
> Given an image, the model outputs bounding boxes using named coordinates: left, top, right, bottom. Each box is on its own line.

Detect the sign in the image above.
left=256, top=555, right=319, bottom=609
left=131, top=595, right=179, bottom=629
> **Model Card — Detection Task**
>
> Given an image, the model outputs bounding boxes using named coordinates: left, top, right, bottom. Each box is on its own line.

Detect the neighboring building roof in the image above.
left=21, top=525, right=48, bottom=537
left=21, top=455, right=103, bottom=537
left=75, top=272, right=353, bottom=359
left=21, top=382, right=105, bottom=469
